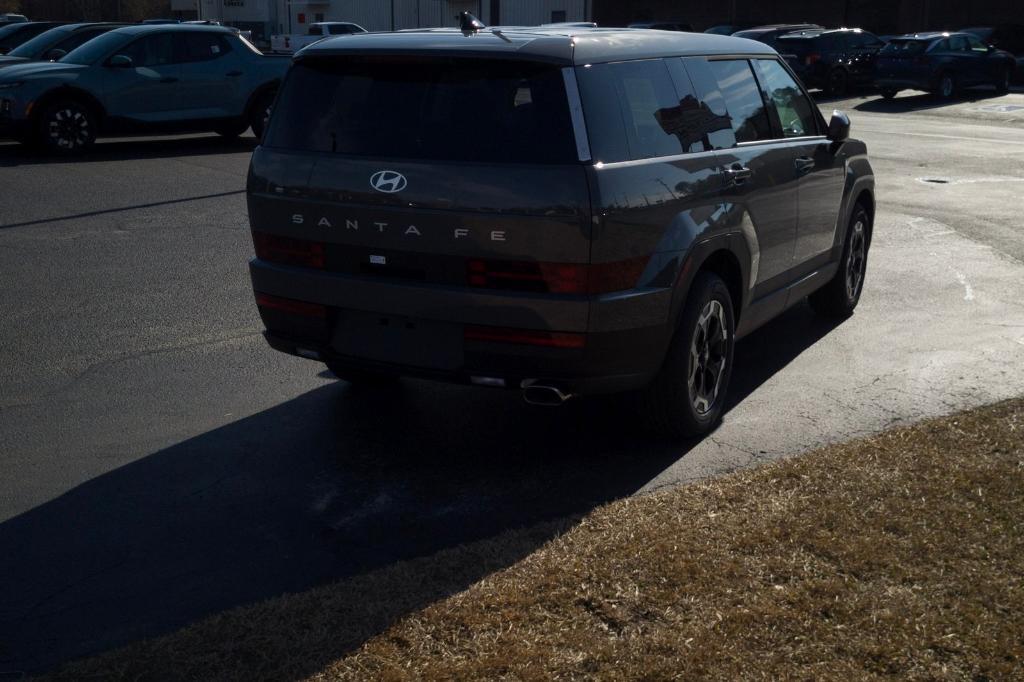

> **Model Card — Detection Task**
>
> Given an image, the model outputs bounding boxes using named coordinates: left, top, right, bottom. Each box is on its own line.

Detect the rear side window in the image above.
left=753, top=59, right=818, bottom=138
left=180, top=33, right=229, bottom=62
left=576, top=59, right=704, bottom=163
left=702, top=58, right=773, bottom=144
left=265, top=56, right=577, bottom=164
left=680, top=56, right=738, bottom=149
left=881, top=39, right=927, bottom=55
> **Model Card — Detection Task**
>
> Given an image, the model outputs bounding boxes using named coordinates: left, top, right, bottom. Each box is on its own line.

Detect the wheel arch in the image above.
left=244, top=79, right=280, bottom=120
left=30, top=86, right=107, bottom=128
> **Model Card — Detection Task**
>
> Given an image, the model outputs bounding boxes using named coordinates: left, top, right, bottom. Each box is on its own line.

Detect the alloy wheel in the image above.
left=47, top=107, right=90, bottom=150
left=688, top=299, right=729, bottom=416
left=941, top=75, right=954, bottom=98
left=845, top=219, right=867, bottom=301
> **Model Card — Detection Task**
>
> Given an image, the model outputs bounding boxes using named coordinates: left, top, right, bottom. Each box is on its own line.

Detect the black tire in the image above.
left=880, top=88, right=898, bottom=100
left=214, top=120, right=248, bottom=139
left=809, top=203, right=871, bottom=318
left=935, top=71, right=957, bottom=100
left=995, top=68, right=1011, bottom=94
left=249, top=90, right=275, bottom=141
left=825, top=68, right=849, bottom=97
left=324, top=361, right=397, bottom=386
left=638, top=272, right=736, bottom=439
left=36, top=99, right=96, bottom=154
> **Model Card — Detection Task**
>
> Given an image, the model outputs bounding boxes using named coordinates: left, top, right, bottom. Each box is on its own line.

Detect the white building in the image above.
left=178, top=0, right=591, bottom=45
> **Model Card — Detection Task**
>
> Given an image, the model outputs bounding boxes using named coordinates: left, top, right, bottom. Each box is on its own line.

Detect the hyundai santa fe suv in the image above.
left=247, top=24, right=875, bottom=437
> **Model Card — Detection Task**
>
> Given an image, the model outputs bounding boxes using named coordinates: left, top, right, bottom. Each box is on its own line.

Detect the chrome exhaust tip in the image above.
left=522, top=383, right=573, bottom=406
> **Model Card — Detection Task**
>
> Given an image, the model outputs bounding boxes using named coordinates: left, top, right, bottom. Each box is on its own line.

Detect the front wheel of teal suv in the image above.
left=36, top=99, right=96, bottom=155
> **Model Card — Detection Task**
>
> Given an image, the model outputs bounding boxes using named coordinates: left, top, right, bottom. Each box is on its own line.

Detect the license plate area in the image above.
left=331, top=310, right=464, bottom=370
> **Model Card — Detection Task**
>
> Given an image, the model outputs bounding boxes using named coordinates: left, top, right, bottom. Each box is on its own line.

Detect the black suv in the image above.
left=247, top=26, right=875, bottom=436
left=777, top=28, right=887, bottom=95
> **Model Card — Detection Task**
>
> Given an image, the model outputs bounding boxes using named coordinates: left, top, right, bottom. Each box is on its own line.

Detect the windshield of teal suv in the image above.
left=60, top=30, right=128, bottom=64
left=8, top=25, right=73, bottom=57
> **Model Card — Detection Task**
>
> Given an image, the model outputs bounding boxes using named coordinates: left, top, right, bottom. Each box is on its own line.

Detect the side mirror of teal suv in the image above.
left=0, top=23, right=290, bottom=153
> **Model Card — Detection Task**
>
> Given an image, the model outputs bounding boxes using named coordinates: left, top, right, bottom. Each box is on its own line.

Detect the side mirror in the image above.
left=45, top=48, right=66, bottom=61
left=107, top=54, right=133, bottom=68
left=827, top=110, right=850, bottom=143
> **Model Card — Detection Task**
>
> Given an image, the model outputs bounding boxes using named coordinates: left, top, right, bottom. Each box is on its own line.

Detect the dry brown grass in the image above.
left=46, top=399, right=1024, bottom=681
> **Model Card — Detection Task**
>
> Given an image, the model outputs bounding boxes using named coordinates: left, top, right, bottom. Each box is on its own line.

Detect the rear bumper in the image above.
left=250, top=258, right=675, bottom=395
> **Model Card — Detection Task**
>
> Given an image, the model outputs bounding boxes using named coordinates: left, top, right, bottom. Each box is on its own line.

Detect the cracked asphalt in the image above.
left=2, top=89, right=1024, bottom=675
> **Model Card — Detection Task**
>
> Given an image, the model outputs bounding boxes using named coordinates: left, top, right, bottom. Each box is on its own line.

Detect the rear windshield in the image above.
left=880, top=39, right=928, bottom=55
left=265, top=56, right=577, bottom=164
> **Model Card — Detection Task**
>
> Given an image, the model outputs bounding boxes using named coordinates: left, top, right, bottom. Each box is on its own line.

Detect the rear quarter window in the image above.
left=576, top=59, right=707, bottom=163
left=265, top=56, right=577, bottom=165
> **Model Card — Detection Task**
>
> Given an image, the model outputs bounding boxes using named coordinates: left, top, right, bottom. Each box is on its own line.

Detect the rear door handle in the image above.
left=226, top=70, right=243, bottom=77
left=159, top=76, right=178, bottom=83
left=794, top=156, right=815, bottom=175
left=724, top=164, right=753, bottom=185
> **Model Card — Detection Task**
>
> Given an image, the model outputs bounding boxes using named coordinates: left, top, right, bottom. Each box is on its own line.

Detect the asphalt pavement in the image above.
left=2, top=88, right=1023, bottom=675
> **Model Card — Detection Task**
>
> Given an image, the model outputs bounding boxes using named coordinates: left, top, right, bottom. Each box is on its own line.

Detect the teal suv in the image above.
left=0, top=23, right=289, bottom=153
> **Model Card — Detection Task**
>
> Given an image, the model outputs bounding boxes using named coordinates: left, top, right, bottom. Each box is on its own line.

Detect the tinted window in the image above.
left=966, top=35, right=988, bottom=52
left=309, top=25, right=322, bottom=35
left=7, top=25, right=71, bottom=57
left=753, top=59, right=818, bottom=138
left=181, top=32, right=228, bottom=61
left=0, top=23, right=54, bottom=50
left=118, top=33, right=175, bottom=66
left=266, top=57, right=576, bottom=164
left=881, top=39, right=928, bottom=55
left=680, top=56, right=737, bottom=150
left=54, top=28, right=111, bottom=54
left=949, top=35, right=970, bottom=52
left=327, top=25, right=351, bottom=34
left=577, top=59, right=705, bottom=163
left=705, top=59, right=773, bottom=144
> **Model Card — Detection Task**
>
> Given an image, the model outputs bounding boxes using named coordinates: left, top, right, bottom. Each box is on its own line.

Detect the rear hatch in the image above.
left=875, top=39, right=932, bottom=78
left=248, top=53, right=591, bottom=289
left=775, top=34, right=820, bottom=72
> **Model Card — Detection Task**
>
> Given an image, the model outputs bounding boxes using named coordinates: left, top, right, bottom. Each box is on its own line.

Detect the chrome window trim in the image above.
left=561, top=66, right=592, bottom=163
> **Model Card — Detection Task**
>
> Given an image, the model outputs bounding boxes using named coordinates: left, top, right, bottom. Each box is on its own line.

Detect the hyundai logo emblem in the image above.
left=370, top=170, right=407, bottom=194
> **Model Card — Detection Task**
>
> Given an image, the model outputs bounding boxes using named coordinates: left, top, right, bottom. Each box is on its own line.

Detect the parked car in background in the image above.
left=0, top=23, right=127, bottom=68
left=1, top=13, right=28, bottom=24
left=960, top=24, right=1024, bottom=82
left=777, top=28, right=887, bottom=95
left=704, top=22, right=757, bottom=35
left=627, top=21, right=693, bottom=32
left=249, top=25, right=874, bottom=437
left=0, top=24, right=289, bottom=152
left=0, top=21, right=65, bottom=55
left=732, top=24, right=822, bottom=49
left=270, top=22, right=366, bottom=54
left=874, top=32, right=1016, bottom=99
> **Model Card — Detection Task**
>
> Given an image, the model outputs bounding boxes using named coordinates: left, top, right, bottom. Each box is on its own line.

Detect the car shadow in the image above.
left=0, top=134, right=257, bottom=167
left=853, top=86, right=1007, bottom=113
left=0, top=303, right=846, bottom=677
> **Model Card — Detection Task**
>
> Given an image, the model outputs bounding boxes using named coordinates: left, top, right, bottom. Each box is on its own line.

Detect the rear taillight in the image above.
left=464, top=325, right=586, bottom=349
left=466, top=256, right=647, bottom=295
left=805, top=52, right=821, bottom=65
left=254, top=292, right=327, bottom=318
left=253, top=232, right=325, bottom=269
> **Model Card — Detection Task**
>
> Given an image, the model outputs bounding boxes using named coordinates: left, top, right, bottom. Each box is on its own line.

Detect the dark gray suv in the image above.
left=246, top=25, right=874, bottom=437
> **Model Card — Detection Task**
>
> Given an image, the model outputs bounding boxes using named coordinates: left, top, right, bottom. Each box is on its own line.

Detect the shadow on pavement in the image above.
left=0, top=134, right=256, bottom=168
left=852, top=87, right=1006, bottom=113
left=0, top=303, right=845, bottom=677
